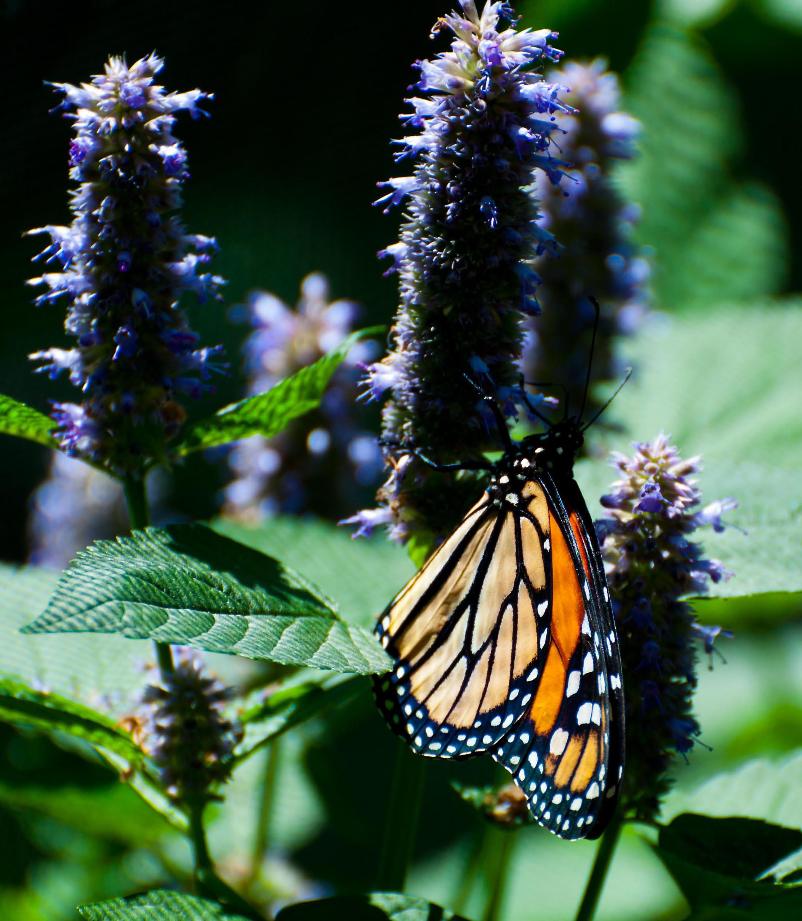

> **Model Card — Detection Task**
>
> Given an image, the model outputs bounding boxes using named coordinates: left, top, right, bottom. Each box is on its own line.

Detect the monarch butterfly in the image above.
left=373, top=381, right=625, bottom=840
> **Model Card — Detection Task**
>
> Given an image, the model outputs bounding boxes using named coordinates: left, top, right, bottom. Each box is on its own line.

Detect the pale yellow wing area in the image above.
left=374, top=483, right=554, bottom=759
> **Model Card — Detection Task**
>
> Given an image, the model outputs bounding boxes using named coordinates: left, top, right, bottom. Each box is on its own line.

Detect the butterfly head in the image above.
left=519, top=418, right=584, bottom=474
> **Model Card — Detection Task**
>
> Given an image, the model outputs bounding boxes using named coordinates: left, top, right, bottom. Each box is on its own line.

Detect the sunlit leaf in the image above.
left=213, top=517, right=414, bottom=629
left=176, top=327, right=383, bottom=455
left=0, top=676, right=142, bottom=762
left=78, top=890, right=253, bottom=920
left=0, top=394, right=57, bottom=448
left=0, top=564, right=149, bottom=712
left=23, top=525, right=391, bottom=675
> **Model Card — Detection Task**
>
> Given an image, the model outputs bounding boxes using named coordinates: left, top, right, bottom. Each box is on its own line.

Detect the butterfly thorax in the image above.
left=487, top=420, right=583, bottom=500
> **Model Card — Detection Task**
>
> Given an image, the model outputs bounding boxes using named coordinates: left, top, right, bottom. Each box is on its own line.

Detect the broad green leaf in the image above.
left=610, top=305, right=802, bottom=468
left=656, top=815, right=802, bottom=918
left=276, top=893, right=469, bottom=921
left=78, top=890, right=253, bottom=921
left=578, top=459, right=802, bottom=604
left=213, top=517, right=414, bottom=629
left=236, top=672, right=362, bottom=763
left=176, top=327, right=383, bottom=455
left=656, top=183, right=788, bottom=311
left=0, top=393, right=57, bottom=448
left=760, top=0, right=802, bottom=32
left=657, top=0, right=735, bottom=26
left=621, top=25, right=787, bottom=310
left=663, top=750, right=802, bottom=830
left=0, top=780, right=168, bottom=846
left=23, top=524, right=391, bottom=675
left=0, top=675, right=142, bottom=762
left=100, top=749, right=189, bottom=832
left=0, top=564, right=150, bottom=713
left=576, top=306, right=802, bottom=603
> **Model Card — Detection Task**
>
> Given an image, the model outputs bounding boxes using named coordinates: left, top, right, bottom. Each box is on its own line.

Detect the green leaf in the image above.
left=236, top=672, right=362, bottom=763
left=0, top=564, right=151, bottom=711
left=577, top=306, right=802, bottom=603
left=275, top=893, right=469, bottom=921
left=658, top=183, right=788, bottom=312
left=621, top=25, right=788, bottom=310
left=176, top=327, right=383, bottom=455
left=656, top=814, right=802, bottom=919
left=23, top=524, right=391, bottom=675
left=657, top=0, right=735, bottom=27
left=663, top=750, right=802, bottom=831
left=0, top=780, right=168, bottom=846
left=213, top=517, right=414, bottom=629
left=0, top=394, right=57, bottom=448
left=0, top=675, right=142, bottom=762
left=78, top=890, right=253, bottom=921
left=760, top=0, right=802, bottom=32
left=100, top=748, right=189, bottom=832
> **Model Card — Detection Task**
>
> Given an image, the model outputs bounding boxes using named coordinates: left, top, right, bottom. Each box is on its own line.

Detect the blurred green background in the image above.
left=1, top=0, right=801, bottom=919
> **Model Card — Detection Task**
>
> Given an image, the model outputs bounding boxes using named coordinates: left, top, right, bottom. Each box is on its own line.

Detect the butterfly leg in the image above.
left=378, top=439, right=493, bottom=473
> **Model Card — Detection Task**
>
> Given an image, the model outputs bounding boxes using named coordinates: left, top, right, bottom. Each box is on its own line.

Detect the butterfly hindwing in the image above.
left=490, top=473, right=624, bottom=839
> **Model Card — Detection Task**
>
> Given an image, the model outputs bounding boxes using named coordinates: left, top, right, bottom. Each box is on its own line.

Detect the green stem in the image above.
left=247, top=740, right=282, bottom=887
left=190, top=800, right=266, bottom=920
left=452, top=825, right=486, bottom=915
left=574, top=816, right=624, bottom=921
left=376, top=743, right=426, bottom=892
left=482, top=829, right=517, bottom=921
left=122, top=474, right=174, bottom=677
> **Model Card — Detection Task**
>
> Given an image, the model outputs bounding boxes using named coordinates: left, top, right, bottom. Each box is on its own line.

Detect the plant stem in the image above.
left=122, top=474, right=174, bottom=678
left=376, top=743, right=426, bottom=892
left=482, top=828, right=517, bottom=921
left=247, top=739, right=282, bottom=887
left=190, top=800, right=266, bottom=920
left=574, top=816, right=624, bottom=921
left=452, top=825, right=486, bottom=915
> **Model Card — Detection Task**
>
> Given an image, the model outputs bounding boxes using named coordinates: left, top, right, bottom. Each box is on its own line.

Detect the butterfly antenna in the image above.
left=581, top=367, right=632, bottom=432
left=579, top=296, right=601, bottom=423
left=519, top=376, right=554, bottom=427
left=463, top=372, right=514, bottom=453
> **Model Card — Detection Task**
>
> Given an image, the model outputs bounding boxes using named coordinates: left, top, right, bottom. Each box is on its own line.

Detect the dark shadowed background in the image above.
left=1, top=0, right=799, bottom=560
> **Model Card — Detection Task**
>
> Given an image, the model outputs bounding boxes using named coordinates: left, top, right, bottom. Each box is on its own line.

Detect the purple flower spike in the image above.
left=28, top=54, right=225, bottom=476
left=224, top=274, right=382, bottom=521
left=523, top=60, right=649, bottom=432
left=598, top=434, right=736, bottom=822
left=360, top=2, right=569, bottom=544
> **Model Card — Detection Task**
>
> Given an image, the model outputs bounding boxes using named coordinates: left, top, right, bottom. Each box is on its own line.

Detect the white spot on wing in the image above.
left=550, top=729, right=569, bottom=756
left=583, top=652, right=594, bottom=674
left=576, top=702, right=593, bottom=725
left=587, top=782, right=600, bottom=800
left=566, top=671, right=581, bottom=697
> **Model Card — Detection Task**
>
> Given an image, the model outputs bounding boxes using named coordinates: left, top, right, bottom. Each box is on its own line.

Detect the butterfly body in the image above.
left=374, top=419, right=624, bottom=840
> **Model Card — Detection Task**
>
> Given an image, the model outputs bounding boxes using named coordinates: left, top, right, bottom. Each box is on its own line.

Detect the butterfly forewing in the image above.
left=374, top=488, right=552, bottom=759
